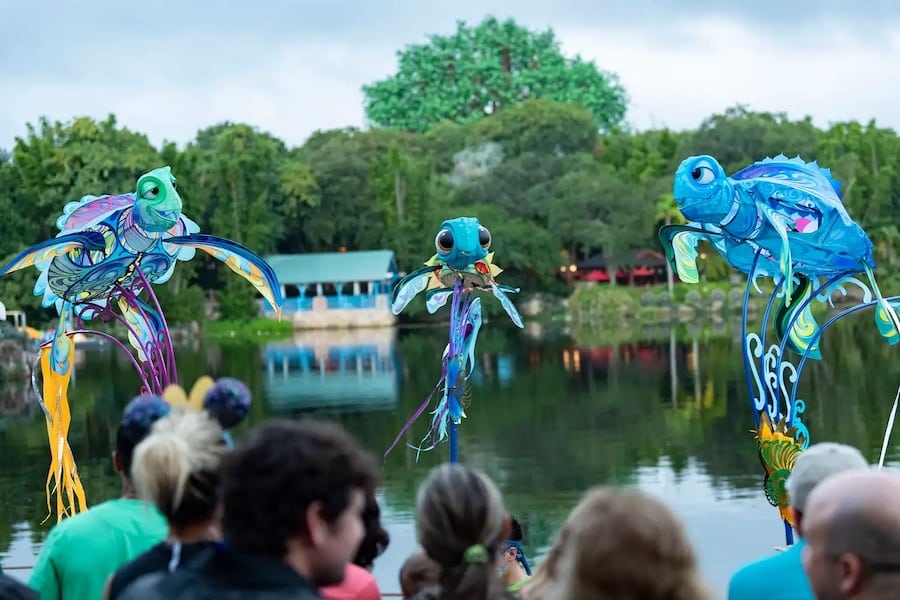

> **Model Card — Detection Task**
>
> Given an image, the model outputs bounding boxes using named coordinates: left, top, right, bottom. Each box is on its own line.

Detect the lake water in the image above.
left=2, top=315, right=900, bottom=598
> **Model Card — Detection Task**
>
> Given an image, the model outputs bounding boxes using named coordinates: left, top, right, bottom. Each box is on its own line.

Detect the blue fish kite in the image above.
left=659, top=154, right=900, bottom=359
left=385, top=217, right=524, bottom=460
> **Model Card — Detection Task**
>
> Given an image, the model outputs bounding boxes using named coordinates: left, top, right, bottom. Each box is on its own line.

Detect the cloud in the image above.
left=557, top=17, right=900, bottom=132
left=1, top=2, right=899, bottom=152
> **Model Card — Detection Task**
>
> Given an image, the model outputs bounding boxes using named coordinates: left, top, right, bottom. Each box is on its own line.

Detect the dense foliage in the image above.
left=362, top=16, right=628, bottom=133
left=1, top=18, right=898, bottom=327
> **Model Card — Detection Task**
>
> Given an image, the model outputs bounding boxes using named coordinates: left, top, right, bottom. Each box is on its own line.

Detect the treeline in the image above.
left=1, top=102, right=899, bottom=325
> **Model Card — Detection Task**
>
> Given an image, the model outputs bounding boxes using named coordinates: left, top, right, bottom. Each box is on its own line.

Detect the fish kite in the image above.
left=6, top=166, right=283, bottom=521
left=659, top=154, right=900, bottom=543
left=384, top=217, right=524, bottom=460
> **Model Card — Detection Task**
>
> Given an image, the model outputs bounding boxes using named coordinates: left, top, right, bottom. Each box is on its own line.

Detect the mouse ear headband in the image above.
left=162, top=375, right=251, bottom=430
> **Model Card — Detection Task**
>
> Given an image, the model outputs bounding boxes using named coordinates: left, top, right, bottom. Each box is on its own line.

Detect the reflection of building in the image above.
left=263, top=328, right=398, bottom=413
left=262, top=250, right=400, bottom=329
left=562, top=344, right=669, bottom=374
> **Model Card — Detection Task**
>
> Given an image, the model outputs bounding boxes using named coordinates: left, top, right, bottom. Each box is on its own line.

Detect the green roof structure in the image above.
left=264, top=250, right=398, bottom=286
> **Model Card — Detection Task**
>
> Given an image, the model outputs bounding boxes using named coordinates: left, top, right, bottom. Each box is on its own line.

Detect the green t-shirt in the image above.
left=508, top=575, right=531, bottom=592
left=28, top=498, right=167, bottom=600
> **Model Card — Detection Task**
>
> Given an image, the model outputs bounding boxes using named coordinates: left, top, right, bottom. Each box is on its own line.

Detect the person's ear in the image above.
left=792, top=508, right=804, bottom=537
left=305, top=500, right=328, bottom=548
left=837, top=553, right=865, bottom=596
left=112, top=450, right=123, bottom=474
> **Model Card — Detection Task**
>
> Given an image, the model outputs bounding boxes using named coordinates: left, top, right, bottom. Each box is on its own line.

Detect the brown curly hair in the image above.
left=523, top=487, right=711, bottom=600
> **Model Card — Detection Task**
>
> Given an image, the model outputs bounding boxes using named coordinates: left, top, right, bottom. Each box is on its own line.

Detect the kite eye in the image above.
left=691, top=165, right=715, bottom=185
left=436, top=229, right=454, bottom=252
left=478, top=226, right=491, bottom=249
left=140, top=179, right=161, bottom=200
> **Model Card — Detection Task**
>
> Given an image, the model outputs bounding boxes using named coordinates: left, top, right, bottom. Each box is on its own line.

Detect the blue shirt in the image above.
left=728, top=539, right=814, bottom=600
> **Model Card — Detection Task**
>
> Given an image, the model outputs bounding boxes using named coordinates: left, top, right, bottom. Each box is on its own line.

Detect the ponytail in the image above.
left=131, top=410, right=226, bottom=526
left=415, top=464, right=508, bottom=600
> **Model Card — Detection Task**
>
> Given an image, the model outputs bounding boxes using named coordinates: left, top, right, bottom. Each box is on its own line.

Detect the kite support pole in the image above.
left=783, top=520, right=794, bottom=546
left=449, top=421, right=458, bottom=464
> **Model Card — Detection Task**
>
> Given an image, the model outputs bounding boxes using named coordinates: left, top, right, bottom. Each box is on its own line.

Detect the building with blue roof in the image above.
left=262, top=250, right=400, bottom=329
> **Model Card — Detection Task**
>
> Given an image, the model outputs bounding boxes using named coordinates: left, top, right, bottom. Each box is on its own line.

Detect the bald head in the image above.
left=806, top=470, right=900, bottom=581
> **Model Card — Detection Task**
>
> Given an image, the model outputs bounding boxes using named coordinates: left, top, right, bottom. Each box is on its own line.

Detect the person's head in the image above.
left=130, top=409, right=226, bottom=530
left=801, top=469, right=900, bottom=600
left=509, top=518, right=524, bottom=542
left=399, top=547, right=441, bottom=599
left=114, top=395, right=171, bottom=487
left=785, top=442, right=869, bottom=535
left=500, top=516, right=531, bottom=576
left=415, top=463, right=510, bottom=600
left=520, top=534, right=564, bottom=600
left=221, top=419, right=378, bottom=587
left=352, top=491, right=390, bottom=570
left=535, top=487, right=710, bottom=600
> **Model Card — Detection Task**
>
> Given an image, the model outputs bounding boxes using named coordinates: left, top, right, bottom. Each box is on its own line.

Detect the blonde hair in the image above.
left=414, top=464, right=507, bottom=600
left=529, top=487, right=710, bottom=600
left=131, top=409, right=226, bottom=527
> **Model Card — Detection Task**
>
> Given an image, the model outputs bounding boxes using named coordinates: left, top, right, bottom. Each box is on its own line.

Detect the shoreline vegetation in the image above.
left=3, top=16, right=899, bottom=360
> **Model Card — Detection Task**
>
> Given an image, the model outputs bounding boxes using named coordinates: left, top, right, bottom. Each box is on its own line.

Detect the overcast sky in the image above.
left=1, top=0, right=898, bottom=150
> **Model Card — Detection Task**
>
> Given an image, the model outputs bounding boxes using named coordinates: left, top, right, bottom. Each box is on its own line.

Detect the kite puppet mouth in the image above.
left=788, top=207, right=821, bottom=234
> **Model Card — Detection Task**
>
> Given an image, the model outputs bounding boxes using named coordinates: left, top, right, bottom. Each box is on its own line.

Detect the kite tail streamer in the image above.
left=383, top=378, right=443, bottom=460
left=864, top=265, right=900, bottom=468
left=39, top=339, right=87, bottom=523
left=878, top=384, right=900, bottom=469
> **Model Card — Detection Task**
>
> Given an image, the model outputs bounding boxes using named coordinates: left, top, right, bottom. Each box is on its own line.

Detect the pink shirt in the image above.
left=320, top=563, right=382, bottom=600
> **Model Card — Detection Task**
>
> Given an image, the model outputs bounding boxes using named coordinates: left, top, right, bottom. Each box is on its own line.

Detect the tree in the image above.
left=1, top=115, right=164, bottom=321
left=654, top=193, right=685, bottom=296
left=12, top=115, right=163, bottom=241
left=362, top=16, right=627, bottom=134
left=550, top=164, right=655, bottom=285
left=681, top=106, right=820, bottom=172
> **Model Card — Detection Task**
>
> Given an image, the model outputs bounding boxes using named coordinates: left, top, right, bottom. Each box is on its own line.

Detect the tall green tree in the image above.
left=363, top=17, right=627, bottom=133
left=680, top=106, right=820, bottom=172
left=12, top=115, right=163, bottom=241
left=1, top=115, right=164, bottom=321
left=550, top=164, right=655, bottom=284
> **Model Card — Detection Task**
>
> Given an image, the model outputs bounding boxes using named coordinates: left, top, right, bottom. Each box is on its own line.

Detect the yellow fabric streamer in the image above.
left=39, top=339, right=88, bottom=523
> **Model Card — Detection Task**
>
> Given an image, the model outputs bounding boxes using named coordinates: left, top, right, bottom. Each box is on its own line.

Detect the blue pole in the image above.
left=449, top=421, right=458, bottom=463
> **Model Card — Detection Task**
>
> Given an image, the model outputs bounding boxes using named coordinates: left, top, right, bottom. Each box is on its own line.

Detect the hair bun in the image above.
left=203, top=377, right=251, bottom=429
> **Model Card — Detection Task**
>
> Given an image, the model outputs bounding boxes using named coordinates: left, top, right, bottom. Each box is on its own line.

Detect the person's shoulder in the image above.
left=49, top=499, right=120, bottom=531
left=110, top=543, right=170, bottom=598
left=0, top=574, right=38, bottom=600
left=319, top=564, right=379, bottom=600
left=119, top=571, right=321, bottom=600
left=345, top=564, right=377, bottom=585
left=728, top=547, right=805, bottom=599
left=36, top=503, right=99, bottom=545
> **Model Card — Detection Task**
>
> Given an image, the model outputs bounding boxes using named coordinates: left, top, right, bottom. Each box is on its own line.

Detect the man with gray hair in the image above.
left=728, top=442, right=870, bottom=600
left=801, top=469, right=900, bottom=599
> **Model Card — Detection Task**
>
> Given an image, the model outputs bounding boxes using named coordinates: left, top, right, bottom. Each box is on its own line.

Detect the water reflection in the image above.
left=1, top=318, right=899, bottom=597
left=263, top=329, right=399, bottom=414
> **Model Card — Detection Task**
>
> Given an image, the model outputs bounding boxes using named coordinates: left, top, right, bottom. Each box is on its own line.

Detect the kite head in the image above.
left=435, top=217, right=491, bottom=270
left=673, top=155, right=734, bottom=225
left=134, top=166, right=182, bottom=232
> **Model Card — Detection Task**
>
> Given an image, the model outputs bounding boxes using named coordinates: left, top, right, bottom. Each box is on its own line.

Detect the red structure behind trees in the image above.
left=561, top=249, right=671, bottom=286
